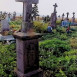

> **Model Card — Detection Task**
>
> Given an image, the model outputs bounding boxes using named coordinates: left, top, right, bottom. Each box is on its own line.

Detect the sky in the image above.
left=0, top=0, right=77, bottom=18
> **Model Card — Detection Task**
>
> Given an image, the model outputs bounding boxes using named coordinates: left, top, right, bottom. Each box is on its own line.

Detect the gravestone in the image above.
left=8, top=13, right=11, bottom=22
left=72, top=12, right=75, bottom=22
left=61, top=20, right=69, bottom=27
left=50, top=3, right=58, bottom=28
left=66, top=12, right=69, bottom=20
left=13, top=11, right=16, bottom=21
left=1, top=14, right=10, bottom=32
left=62, top=13, right=65, bottom=21
left=14, top=0, right=43, bottom=77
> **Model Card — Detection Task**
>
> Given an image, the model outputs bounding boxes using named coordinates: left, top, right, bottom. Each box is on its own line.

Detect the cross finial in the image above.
left=53, top=3, right=58, bottom=8
left=53, top=3, right=58, bottom=13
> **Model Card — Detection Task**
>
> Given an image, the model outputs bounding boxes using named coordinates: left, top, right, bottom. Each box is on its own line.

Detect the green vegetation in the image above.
left=0, top=43, right=16, bottom=77
left=39, top=25, right=77, bottom=77
left=33, top=21, right=48, bottom=33
left=0, top=20, right=77, bottom=77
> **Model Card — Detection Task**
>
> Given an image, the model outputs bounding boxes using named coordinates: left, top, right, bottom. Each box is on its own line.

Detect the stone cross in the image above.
left=8, top=13, right=11, bottom=22
left=8, top=13, right=11, bottom=18
left=62, top=13, right=65, bottom=20
left=13, top=11, right=16, bottom=21
left=53, top=3, right=58, bottom=13
left=16, top=0, right=38, bottom=32
left=14, top=0, right=43, bottom=77
left=72, top=12, right=75, bottom=22
left=66, top=12, right=69, bottom=20
left=50, top=3, right=58, bottom=28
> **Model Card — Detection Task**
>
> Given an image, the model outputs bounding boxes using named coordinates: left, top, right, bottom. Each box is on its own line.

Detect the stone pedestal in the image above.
left=14, top=32, right=43, bottom=77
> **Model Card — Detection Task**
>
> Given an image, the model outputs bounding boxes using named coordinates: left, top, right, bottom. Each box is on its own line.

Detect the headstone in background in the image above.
left=62, top=13, right=65, bottom=21
left=61, top=20, right=69, bottom=27
left=1, top=15, right=10, bottom=32
left=50, top=3, right=58, bottom=28
left=0, top=12, right=6, bottom=32
left=8, top=13, right=11, bottom=22
left=66, top=12, right=69, bottom=20
left=0, top=11, right=2, bottom=16
left=12, top=11, right=16, bottom=21
left=72, top=12, right=75, bottom=23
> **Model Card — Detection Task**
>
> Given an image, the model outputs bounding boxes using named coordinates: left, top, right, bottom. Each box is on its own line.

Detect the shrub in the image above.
left=9, top=20, right=22, bottom=25
left=0, top=43, right=16, bottom=77
left=59, top=34, right=68, bottom=40
left=39, top=38, right=71, bottom=57
left=56, top=20, right=61, bottom=25
left=40, top=49, right=77, bottom=77
left=56, top=26, right=66, bottom=33
left=69, top=37, right=77, bottom=49
left=33, top=21, right=48, bottom=33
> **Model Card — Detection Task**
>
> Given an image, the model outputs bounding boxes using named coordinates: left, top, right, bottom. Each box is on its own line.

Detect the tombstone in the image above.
left=62, top=13, right=65, bottom=21
left=61, top=20, right=69, bottom=27
left=8, top=13, right=11, bottom=22
left=66, top=12, right=69, bottom=20
left=72, top=12, right=75, bottom=22
left=12, top=11, right=16, bottom=21
left=1, top=14, right=10, bottom=32
left=58, top=15, right=60, bottom=20
left=50, top=3, right=58, bottom=28
left=0, top=11, right=2, bottom=15
left=13, top=0, right=43, bottom=77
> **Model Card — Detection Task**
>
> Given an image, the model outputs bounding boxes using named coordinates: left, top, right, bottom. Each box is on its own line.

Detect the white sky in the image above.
left=0, top=0, right=77, bottom=18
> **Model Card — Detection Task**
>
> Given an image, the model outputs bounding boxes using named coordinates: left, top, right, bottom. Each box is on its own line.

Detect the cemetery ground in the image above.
left=0, top=20, right=77, bottom=77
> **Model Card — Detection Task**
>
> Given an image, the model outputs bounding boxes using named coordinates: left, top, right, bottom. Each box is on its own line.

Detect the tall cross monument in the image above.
left=50, top=3, right=58, bottom=28
left=14, top=0, right=43, bottom=77
left=72, top=12, right=75, bottom=22
left=66, top=12, right=69, bottom=20
left=62, top=13, right=65, bottom=21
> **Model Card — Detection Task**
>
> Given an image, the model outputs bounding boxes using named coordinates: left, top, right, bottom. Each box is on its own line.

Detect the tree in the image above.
left=32, top=4, right=39, bottom=21
left=43, top=15, right=50, bottom=23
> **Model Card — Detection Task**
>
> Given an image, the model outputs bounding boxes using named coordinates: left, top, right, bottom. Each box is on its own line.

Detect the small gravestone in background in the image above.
left=12, top=11, right=16, bottom=21
left=61, top=19, right=69, bottom=27
left=58, top=15, right=60, bottom=20
left=62, top=13, right=65, bottom=21
left=50, top=3, right=58, bottom=28
left=66, top=12, right=69, bottom=20
left=1, top=13, right=10, bottom=32
left=72, top=12, right=75, bottom=23
left=14, top=0, right=43, bottom=77
left=8, top=13, right=11, bottom=22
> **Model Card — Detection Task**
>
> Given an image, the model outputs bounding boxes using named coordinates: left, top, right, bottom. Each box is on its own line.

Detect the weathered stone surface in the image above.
left=66, top=12, right=69, bottom=20
left=50, top=13, right=57, bottom=28
left=15, top=69, right=43, bottom=77
left=50, top=3, right=58, bottom=28
left=16, top=0, right=38, bottom=4
left=72, top=12, right=75, bottom=22
left=1, top=18, right=9, bottom=31
left=62, top=13, right=65, bottom=21
left=14, top=32, right=42, bottom=73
